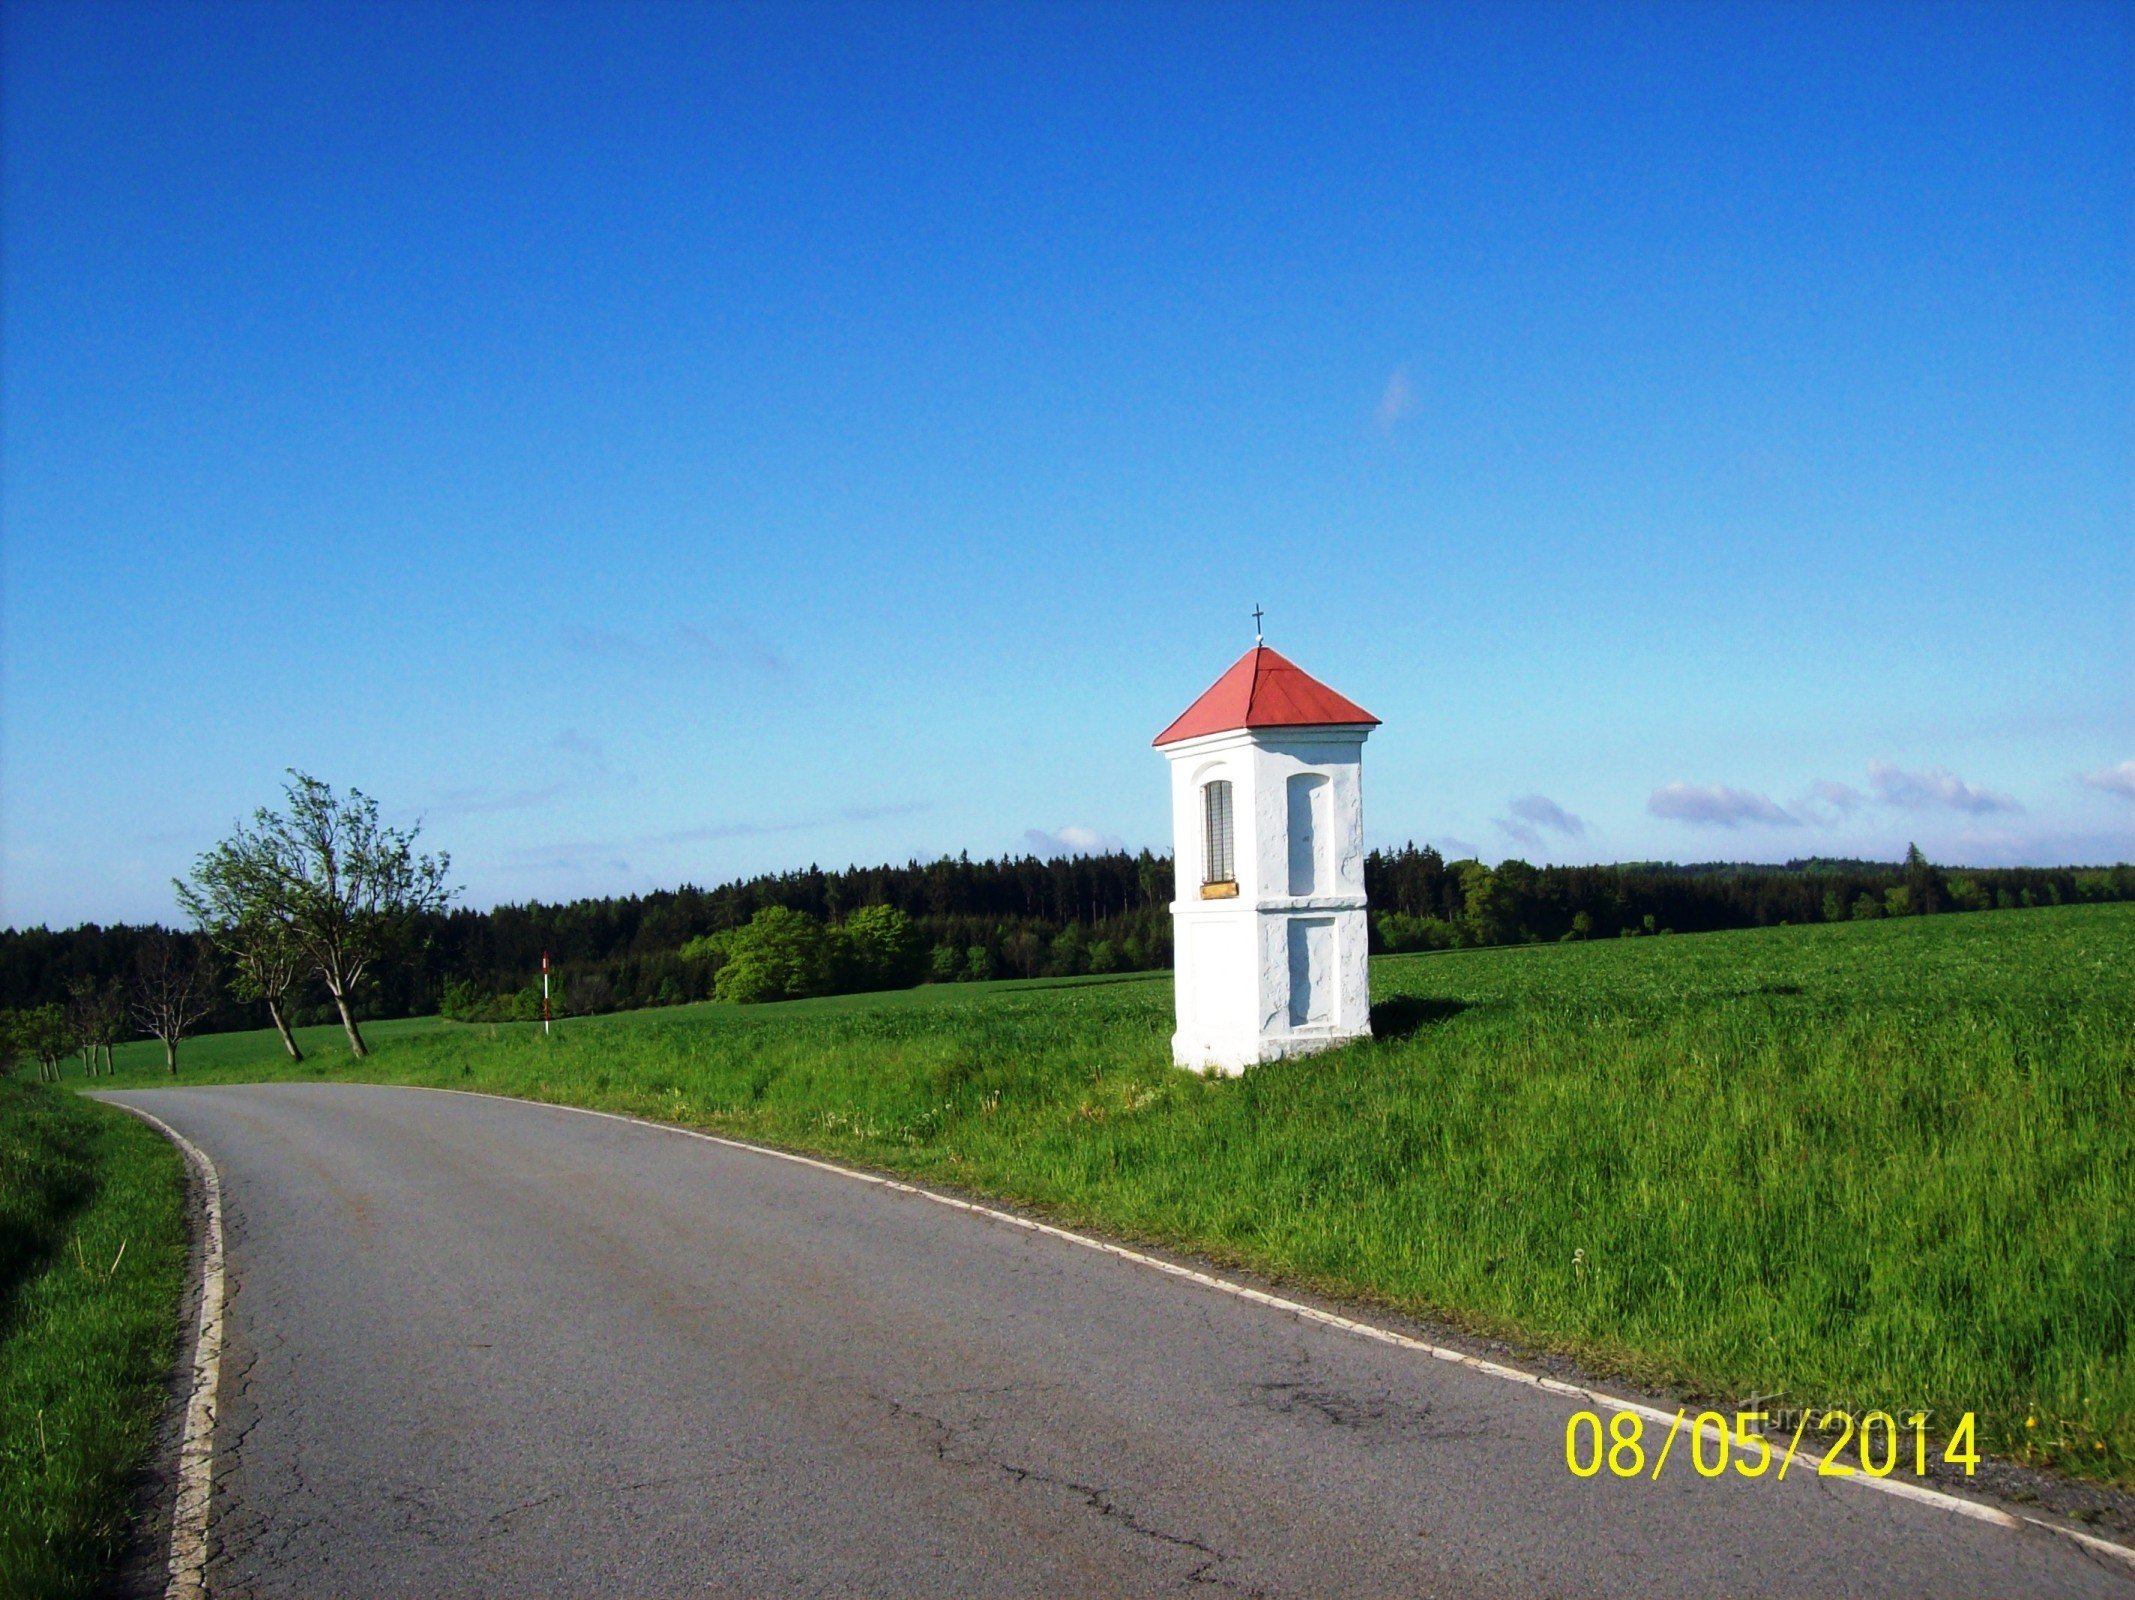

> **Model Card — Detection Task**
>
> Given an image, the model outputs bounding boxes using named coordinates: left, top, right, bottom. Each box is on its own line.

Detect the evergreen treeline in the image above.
left=5, top=848, right=2131, bottom=1034
left=1366, top=846, right=2135, bottom=949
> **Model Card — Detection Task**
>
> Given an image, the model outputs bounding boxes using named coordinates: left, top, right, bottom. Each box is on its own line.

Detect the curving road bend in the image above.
left=100, top=1083, right=2128, bottom=1599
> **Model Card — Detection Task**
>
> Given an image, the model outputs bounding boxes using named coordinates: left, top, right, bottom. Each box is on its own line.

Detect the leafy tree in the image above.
left=1003, top=928, right=1046, bottom=979
left=1087, top=939, right=1120, bottom=974
left=963, top=945, right=997, bottom=982
left=91, top=980, right=127, bottom=1073
left=65, top=976, right=101, bottom=1076
left=678, top=930, right=734, bottom=968
left=714, top=906, right=832, bottom=1003
left=63, top=977, right=127, bottom=1076
left=6, top=1005, right=70, bottom=1082
left=834, top=905, right=924, bottom=991
left=239, top=772, right=454, bottom=1056
left=129, top=932, right=216, bottom=1072
left=1822, top=889, right=1846, bottom=924
left=177, top=837, right=311, bottom=1060
left=1884, top=885, right=1913, bottom=918
left=1852, top=892, right=1884, bottom=921
left=1570, top=911, right=1594, bottom=941
left=1460, top=862, right=1517, bottom=946
left=1049, top=923, right=1089, bottom=977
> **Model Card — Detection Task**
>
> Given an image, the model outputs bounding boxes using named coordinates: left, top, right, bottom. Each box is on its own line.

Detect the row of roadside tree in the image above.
left=2, top=773, right=452, bottom=1074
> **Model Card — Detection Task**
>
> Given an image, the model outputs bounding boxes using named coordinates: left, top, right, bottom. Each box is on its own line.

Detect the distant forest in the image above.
left=4, top=848, right=2130, bottom=1036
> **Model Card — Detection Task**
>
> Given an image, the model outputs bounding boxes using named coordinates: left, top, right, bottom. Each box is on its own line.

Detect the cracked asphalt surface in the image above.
left=103, top=1082, right=2130, bottom=1598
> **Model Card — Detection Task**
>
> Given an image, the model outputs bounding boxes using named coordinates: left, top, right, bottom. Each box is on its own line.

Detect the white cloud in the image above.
left=1023, top=825, right=1125, bottom=858
left=1867, top=761, right=2020, bottom=815
left=1374, top=368, right=1415, bottom=435
left=1647, top=783, right=1798, bottom=828
left=2081, top=760, right=2135, bottom=802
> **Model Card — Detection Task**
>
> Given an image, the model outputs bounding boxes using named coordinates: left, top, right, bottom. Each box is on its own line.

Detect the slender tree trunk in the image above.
left=331, top=988, right=368, bottom=1057
left=268, top=999, right=304, bottom=1061
left=164, top=1036, right=178, bottom=1073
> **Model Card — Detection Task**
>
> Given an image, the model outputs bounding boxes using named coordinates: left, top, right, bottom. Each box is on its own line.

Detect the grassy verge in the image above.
left=0, top=1077, right=189, bottom=1600
left=90, top=903, right=2134, bottom=1487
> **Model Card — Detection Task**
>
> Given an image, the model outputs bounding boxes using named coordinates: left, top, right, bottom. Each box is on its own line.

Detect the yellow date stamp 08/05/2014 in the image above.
left=1565, top=1407, right=1981, bottom=1483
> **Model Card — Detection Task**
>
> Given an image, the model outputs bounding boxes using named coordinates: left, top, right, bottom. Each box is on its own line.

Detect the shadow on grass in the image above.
left=1369, top=995, right=1472, bottom=1040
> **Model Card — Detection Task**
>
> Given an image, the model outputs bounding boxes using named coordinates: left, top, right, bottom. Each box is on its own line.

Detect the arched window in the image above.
left=1202, top=780, right=1235, bottom=887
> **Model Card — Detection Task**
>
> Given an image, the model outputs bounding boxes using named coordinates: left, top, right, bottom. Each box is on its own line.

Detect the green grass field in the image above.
left=75, top=902, right=2135, bottom=1487
left=0, top=1078, right=189, bottom=1600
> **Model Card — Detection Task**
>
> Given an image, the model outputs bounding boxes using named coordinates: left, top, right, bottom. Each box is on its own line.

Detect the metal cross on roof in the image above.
left=1252, top=604, right=1264, bottom=643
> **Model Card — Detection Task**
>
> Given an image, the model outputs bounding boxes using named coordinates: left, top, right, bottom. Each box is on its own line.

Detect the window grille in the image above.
left=1202, top=780, right=1235, bottom=885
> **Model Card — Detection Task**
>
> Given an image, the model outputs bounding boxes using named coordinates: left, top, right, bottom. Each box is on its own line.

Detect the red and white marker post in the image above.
left=541, top=951, right=551, bottom=1036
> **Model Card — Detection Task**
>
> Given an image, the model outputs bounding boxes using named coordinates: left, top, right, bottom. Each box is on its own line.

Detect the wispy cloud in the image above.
left=559, top=624, right=634, bottom=656
left=1647, top=782, right=1798, bottom=828
left=656, top=820, right=807, bottom=845
left=1905, top=822, right=2135, bottom=867
left=561, top=621, right=785, bottom=673
left=1790, top=779, right=1866, bottom=826
left=498, top=843, right=635, bottom=876
left=1023, top=825, right=1126, bottom=858
left=2081, top=760, right=2135, bottom=802
left=418, top=728, right=625, bottom=819
left=654, top=800, right=929, bottom=847
left=1867, top=760, right=2020, bottom=815
left=843, top=801, right=931, bottom=824
left=676, top=623, right=785, bottom=673
left=1374, top=368, right=1415, bottom=435
left=423, top=783, right=571, bottom=818
left=1509, top=794, right=1585, bottom=837
left=552, top=727, right=610, bottom=773
left=512, top=798, right=930, bottom=863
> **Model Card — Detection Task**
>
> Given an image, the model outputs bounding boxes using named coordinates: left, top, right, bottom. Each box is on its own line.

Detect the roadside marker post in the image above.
left=542, top=951, right=551, bottom=1036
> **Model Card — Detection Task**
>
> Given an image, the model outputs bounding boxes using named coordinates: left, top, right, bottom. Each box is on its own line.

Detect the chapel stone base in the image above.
left=1170, top=1021, right=1373, bottom=1076
left=1168, top=903, right=1373, bottom=1075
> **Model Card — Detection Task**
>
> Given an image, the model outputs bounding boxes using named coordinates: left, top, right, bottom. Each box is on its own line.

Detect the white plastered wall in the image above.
left=1164, top=724, right=1373, bottom=1073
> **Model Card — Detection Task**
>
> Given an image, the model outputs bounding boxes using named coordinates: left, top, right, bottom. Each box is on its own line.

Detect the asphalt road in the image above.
left=102, top=1082, right=2129, bottom=1599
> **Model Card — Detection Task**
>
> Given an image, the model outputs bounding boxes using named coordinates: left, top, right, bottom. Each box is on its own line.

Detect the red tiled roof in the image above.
left=1153, top=646, right=1379, bottom=746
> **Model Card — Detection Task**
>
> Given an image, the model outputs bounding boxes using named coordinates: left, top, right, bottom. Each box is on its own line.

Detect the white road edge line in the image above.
left=110, top=1103, right=226, bottom=1600
left=429, top=1086, right=2135, bottom=1574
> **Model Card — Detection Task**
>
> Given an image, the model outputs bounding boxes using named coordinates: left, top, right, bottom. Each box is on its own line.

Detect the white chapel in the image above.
left=1155, top=639, right=1379, bottom=1073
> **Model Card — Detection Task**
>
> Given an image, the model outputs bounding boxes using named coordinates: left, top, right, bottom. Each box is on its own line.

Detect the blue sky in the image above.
left=3, top=0, right=2129, bottom=927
